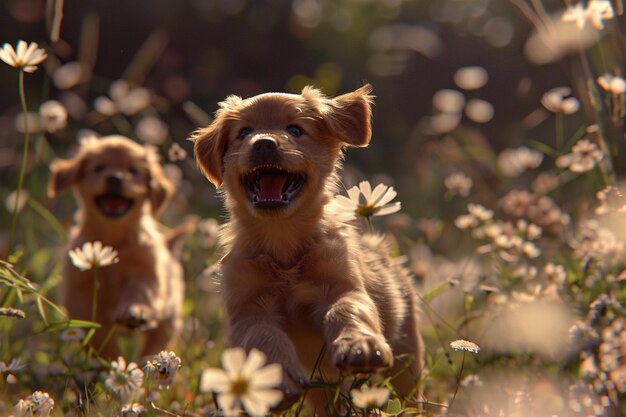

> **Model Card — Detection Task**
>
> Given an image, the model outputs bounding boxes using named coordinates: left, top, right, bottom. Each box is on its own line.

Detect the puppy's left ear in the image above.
left=47, top=155, right=84, bottom=198
left=191, top=112, right=231, bottom=188
left=323, top=84, right=374, bottom=147
left=146, top=147, right=175, bottom=213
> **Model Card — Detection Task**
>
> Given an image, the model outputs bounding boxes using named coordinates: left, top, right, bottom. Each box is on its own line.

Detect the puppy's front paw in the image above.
left=115, top=304, right=157, bottom=331
left=332, top=334, right=393, bottom=373
left=274, top=364, right=310, bottom=411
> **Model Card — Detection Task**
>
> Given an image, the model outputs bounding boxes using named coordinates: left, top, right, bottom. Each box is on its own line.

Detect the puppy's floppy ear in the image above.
left=191, top=123, right=224, bottom=188
left=146, top=146, right=175, bottom=213
left=47, top=154, right=84, bottom=198
left=322, top=84, right=374, bottom=147
left=191, top=98, right=239, bottom=188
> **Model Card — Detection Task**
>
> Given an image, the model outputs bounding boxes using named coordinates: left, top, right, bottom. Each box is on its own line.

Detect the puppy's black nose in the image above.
left=252, top=137, right=278, bottom=153
left=106, top=175, right=123, bottom=191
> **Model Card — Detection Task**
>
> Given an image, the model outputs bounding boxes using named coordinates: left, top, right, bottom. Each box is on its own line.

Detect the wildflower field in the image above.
left=1, top=0, right=626, bottom=416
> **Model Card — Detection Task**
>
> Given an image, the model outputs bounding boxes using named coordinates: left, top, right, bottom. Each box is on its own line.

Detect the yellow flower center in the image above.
left=231, top=376, right=249, bottom=396
left=357, top=204, right=376, bottom=218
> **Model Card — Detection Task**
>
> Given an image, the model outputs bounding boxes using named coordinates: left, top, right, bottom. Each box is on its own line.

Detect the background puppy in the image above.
left=48, top=135, right=185, bottom=358
left=192, top=85, right=424, bottom=408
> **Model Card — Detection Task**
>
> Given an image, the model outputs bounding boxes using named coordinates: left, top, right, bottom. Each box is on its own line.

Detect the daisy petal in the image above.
left=375, top=186, right=397, bottom=207
left=250, top=363, right=282, bottom=389
left=369, top=183, right=387, bottom=204
left=200, top=368, right=231, bottom=393
left=346, top=185, right=361, bottom=203
left=217, top=392, right=241, bottom=417
left=241, top=393, right=272, bottom=417
left=241, top=348, right=267, bottom=377
left=374, top=202, right=402, bottom=216
left=222, top=347, right=246, bottom=375
left=359, top=181, right=373, bottom=201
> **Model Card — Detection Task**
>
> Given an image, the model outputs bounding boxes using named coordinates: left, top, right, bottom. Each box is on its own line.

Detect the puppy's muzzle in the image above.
left=243, top=137, right=306, bottom=210
left=94, top=174, right=135, bottom=218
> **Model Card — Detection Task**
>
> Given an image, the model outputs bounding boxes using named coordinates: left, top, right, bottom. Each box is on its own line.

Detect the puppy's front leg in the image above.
left=323, top=291, right=394, bottom=373
left=229, top=311, right=310, bottom=406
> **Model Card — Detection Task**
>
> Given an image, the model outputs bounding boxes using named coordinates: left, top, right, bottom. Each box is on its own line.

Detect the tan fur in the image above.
left=48, top=135, right=184, bottom=358
left=191, top=85, right=423, bottom=410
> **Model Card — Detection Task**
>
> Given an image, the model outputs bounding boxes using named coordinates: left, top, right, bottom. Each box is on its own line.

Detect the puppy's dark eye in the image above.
left=94, top=164, right=105, bottom=173
left=128, top=166, right=139, bottom=176
left=286, top=125, right=303, bottom=137
left=239, top=128, right=253, bottom=140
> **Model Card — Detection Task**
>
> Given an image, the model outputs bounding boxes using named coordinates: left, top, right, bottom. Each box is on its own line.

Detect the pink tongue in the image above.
left=259, top=174, right=287, bottom=201
left=103, top=197, right=128, bottom=214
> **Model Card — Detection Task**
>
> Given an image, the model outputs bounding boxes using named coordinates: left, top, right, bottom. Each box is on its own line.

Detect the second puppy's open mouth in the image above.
left=95, top=193, right=134, bottom=218
left=242, top=166, right=305, bottom=209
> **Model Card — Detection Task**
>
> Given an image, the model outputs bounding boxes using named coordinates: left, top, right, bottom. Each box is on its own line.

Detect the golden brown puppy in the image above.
left=192, top=84, right=423, bottom=410
left=48, top=135, right=185, bottom=358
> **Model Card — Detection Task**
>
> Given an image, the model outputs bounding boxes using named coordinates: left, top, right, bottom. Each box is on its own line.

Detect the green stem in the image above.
left=91, top=267, right=99, bottom=323
left=365, top=216, right=373, bottom=234
left=27, top=198, right=68, bottom=242
left=8, top=70, right=31, bottom=255
left=555, top=112, right=563, bottom=152
left=448, top=352, right=466, bottom=410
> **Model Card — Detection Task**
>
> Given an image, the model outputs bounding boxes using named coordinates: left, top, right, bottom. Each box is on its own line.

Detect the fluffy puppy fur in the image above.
left=192, top=85, right=424, bottom=409
left=48, top=135, right=184, bottom=358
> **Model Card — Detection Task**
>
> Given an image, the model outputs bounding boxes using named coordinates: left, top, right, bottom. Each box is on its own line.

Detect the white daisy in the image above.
left=68, top=241, right=119, bottom=271
left=200, top=347, right=283, bottom=417
left=330, top=181, right=401, bottom=222
left=0, top=40, right=47, bottom=73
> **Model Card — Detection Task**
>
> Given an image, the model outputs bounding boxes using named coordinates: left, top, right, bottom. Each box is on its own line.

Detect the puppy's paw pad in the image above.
left=332, top=335, right=393, bottom=373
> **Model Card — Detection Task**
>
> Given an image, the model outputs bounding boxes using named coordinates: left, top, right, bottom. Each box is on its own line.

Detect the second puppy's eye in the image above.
left=94, top=164, right=106, bottom=173
left=238, top=128, right=253, bottom=140
left=286, top=125, right=303, bottom=137
left=128, top=166, right=140, bottom=176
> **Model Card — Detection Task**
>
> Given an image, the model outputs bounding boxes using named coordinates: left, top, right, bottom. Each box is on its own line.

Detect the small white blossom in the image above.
left=450, top=339, right=481, bottom=354
left=541, top=87, right=580, bottom=114
left=556, top=139, right=604, bottom=173
left=597, top=73, right=626, bottom=94
left=60, top=328, right=85, bottom=342
left=562, top=0, right=615, bottom=30
left=13, top=391, right=54, bottom=417
left=104, top=356, right=144, bottom=403
left=39, top=100, right=68, bottom=133
left=350, top=385, right=391, bottom=409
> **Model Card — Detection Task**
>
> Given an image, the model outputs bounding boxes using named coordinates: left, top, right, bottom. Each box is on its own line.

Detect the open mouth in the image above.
left=95, top=193, right=134, bottom=218
left=242, top=166, right=306, bottom=209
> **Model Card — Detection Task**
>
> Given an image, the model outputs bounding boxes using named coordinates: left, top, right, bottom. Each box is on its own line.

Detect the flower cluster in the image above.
left=144, top=350, right=182, bottom=389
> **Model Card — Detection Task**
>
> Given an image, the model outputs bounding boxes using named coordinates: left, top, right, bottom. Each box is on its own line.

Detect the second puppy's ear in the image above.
left=146, top=146, right=175, bottom=213
left=323, top=84, right=374, bottom=147
left=47, top=154, right=85, bottom=198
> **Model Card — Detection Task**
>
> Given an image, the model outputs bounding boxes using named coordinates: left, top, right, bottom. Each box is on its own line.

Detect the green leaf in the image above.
left=421, top=281, right=452, bottom=301
left=44, top=319, right=101, bottom=332
left=385, top=398, right=403, bottom=416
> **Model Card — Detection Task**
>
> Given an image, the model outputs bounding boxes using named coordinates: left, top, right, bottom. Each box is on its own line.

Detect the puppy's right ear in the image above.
left=47, top=155, right=84, bottom=198
left=191, top=116, right=229, bottom=188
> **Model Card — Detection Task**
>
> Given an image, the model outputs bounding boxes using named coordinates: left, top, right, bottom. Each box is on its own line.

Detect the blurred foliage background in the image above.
left=0, top=0, right=598, bottom=219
